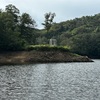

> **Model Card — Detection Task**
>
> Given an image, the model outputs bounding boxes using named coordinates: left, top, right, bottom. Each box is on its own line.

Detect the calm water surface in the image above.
left=0, top=60, right=100, bottom=100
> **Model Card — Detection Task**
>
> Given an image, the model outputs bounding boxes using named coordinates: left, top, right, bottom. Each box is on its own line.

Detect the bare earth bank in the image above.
left=0, top=51, right=93, bottom=65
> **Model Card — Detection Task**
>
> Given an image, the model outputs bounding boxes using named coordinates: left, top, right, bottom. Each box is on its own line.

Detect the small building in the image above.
left=49, top=39, right=57, bottom=46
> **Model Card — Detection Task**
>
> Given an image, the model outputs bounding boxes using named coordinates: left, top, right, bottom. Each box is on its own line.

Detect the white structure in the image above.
left=49, top=39, right=57, bottom=46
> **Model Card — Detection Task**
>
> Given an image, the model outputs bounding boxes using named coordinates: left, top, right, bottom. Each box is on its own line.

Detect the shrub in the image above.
left=26, top=45, right=70, bottom=52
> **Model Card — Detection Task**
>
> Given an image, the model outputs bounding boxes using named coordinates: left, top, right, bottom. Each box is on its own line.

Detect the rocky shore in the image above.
left=0, top=51, right=93, bottom=65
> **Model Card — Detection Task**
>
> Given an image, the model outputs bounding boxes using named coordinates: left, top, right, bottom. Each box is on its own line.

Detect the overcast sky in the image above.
left=0, top=0, right=100, bottom=29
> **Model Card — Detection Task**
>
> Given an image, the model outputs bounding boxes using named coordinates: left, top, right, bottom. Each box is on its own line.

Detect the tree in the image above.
left=0, top=13, right=24, bottom=51
left=5, top=4, right=20, bottom=23
left=20, top=13, right=36, bottom=44
left=20, top=13, right=36, bottom=29
left=42, top=12, right=56, bottom=32
left=0, top=5, right=25, bottom=51
left=0, top=9, right=2, bottom=13
left=5, top=4, right=19, bottom=14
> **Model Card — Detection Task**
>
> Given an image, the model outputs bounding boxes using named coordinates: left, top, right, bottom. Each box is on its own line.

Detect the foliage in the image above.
left=42, top=12, right=56, bottom=32
left=71, top=33, right=100, bottom=58
left=20, top=13, right=36, bottom=44
left=0, top=4, right=36, bottom=51
left=26, top=45, right=70, bottom=52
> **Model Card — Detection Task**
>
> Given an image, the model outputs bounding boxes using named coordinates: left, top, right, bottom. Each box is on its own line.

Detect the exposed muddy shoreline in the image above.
left=0, top=51, right=93, bottom=65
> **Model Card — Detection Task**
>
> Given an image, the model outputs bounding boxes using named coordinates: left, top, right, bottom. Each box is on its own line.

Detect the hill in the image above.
left=36, top=13, right=100, bottom=58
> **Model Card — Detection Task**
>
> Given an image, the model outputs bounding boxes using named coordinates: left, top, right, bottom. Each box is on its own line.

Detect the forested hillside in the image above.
left=38, top=13, right=100, bottom=58
left=0, top=4, right=100, bottom=58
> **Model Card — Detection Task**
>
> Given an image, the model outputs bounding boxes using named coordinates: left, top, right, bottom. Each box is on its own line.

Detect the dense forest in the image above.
left=0, top=4, right=100, bottom=58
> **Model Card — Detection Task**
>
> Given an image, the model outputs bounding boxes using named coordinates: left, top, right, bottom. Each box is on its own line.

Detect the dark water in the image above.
left=0, top=60, right=100, bottom=100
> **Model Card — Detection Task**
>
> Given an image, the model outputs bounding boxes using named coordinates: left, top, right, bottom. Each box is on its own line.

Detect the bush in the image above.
left=26, top=45, right=70, bottom=52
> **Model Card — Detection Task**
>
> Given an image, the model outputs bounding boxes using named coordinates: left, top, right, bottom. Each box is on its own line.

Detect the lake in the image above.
left=0, top=60, right=100, bottom=100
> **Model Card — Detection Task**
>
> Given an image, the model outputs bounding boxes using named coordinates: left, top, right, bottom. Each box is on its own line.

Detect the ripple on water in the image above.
left=0, top=60, right=100, bottom=100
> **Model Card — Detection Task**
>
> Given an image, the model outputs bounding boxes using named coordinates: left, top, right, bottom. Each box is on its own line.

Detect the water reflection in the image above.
left=0, top=60, right=100, bottom=100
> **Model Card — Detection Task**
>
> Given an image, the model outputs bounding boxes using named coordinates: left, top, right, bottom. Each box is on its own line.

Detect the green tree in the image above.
left=0, top=5, right=25, bottom=51
left=42, top=12, right=56, bottom=32
left=5, top=4, right=19, bottom=14
left=20, top=13, right=36, bottom=44
left=5, top=4, right=19, bottom=23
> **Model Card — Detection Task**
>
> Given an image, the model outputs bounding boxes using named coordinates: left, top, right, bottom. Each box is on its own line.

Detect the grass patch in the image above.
left=26, top=45, right=70, bottom=52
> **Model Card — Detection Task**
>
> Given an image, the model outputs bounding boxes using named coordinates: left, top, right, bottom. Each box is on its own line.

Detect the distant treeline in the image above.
left=0, top=4, right=100, bottom=58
